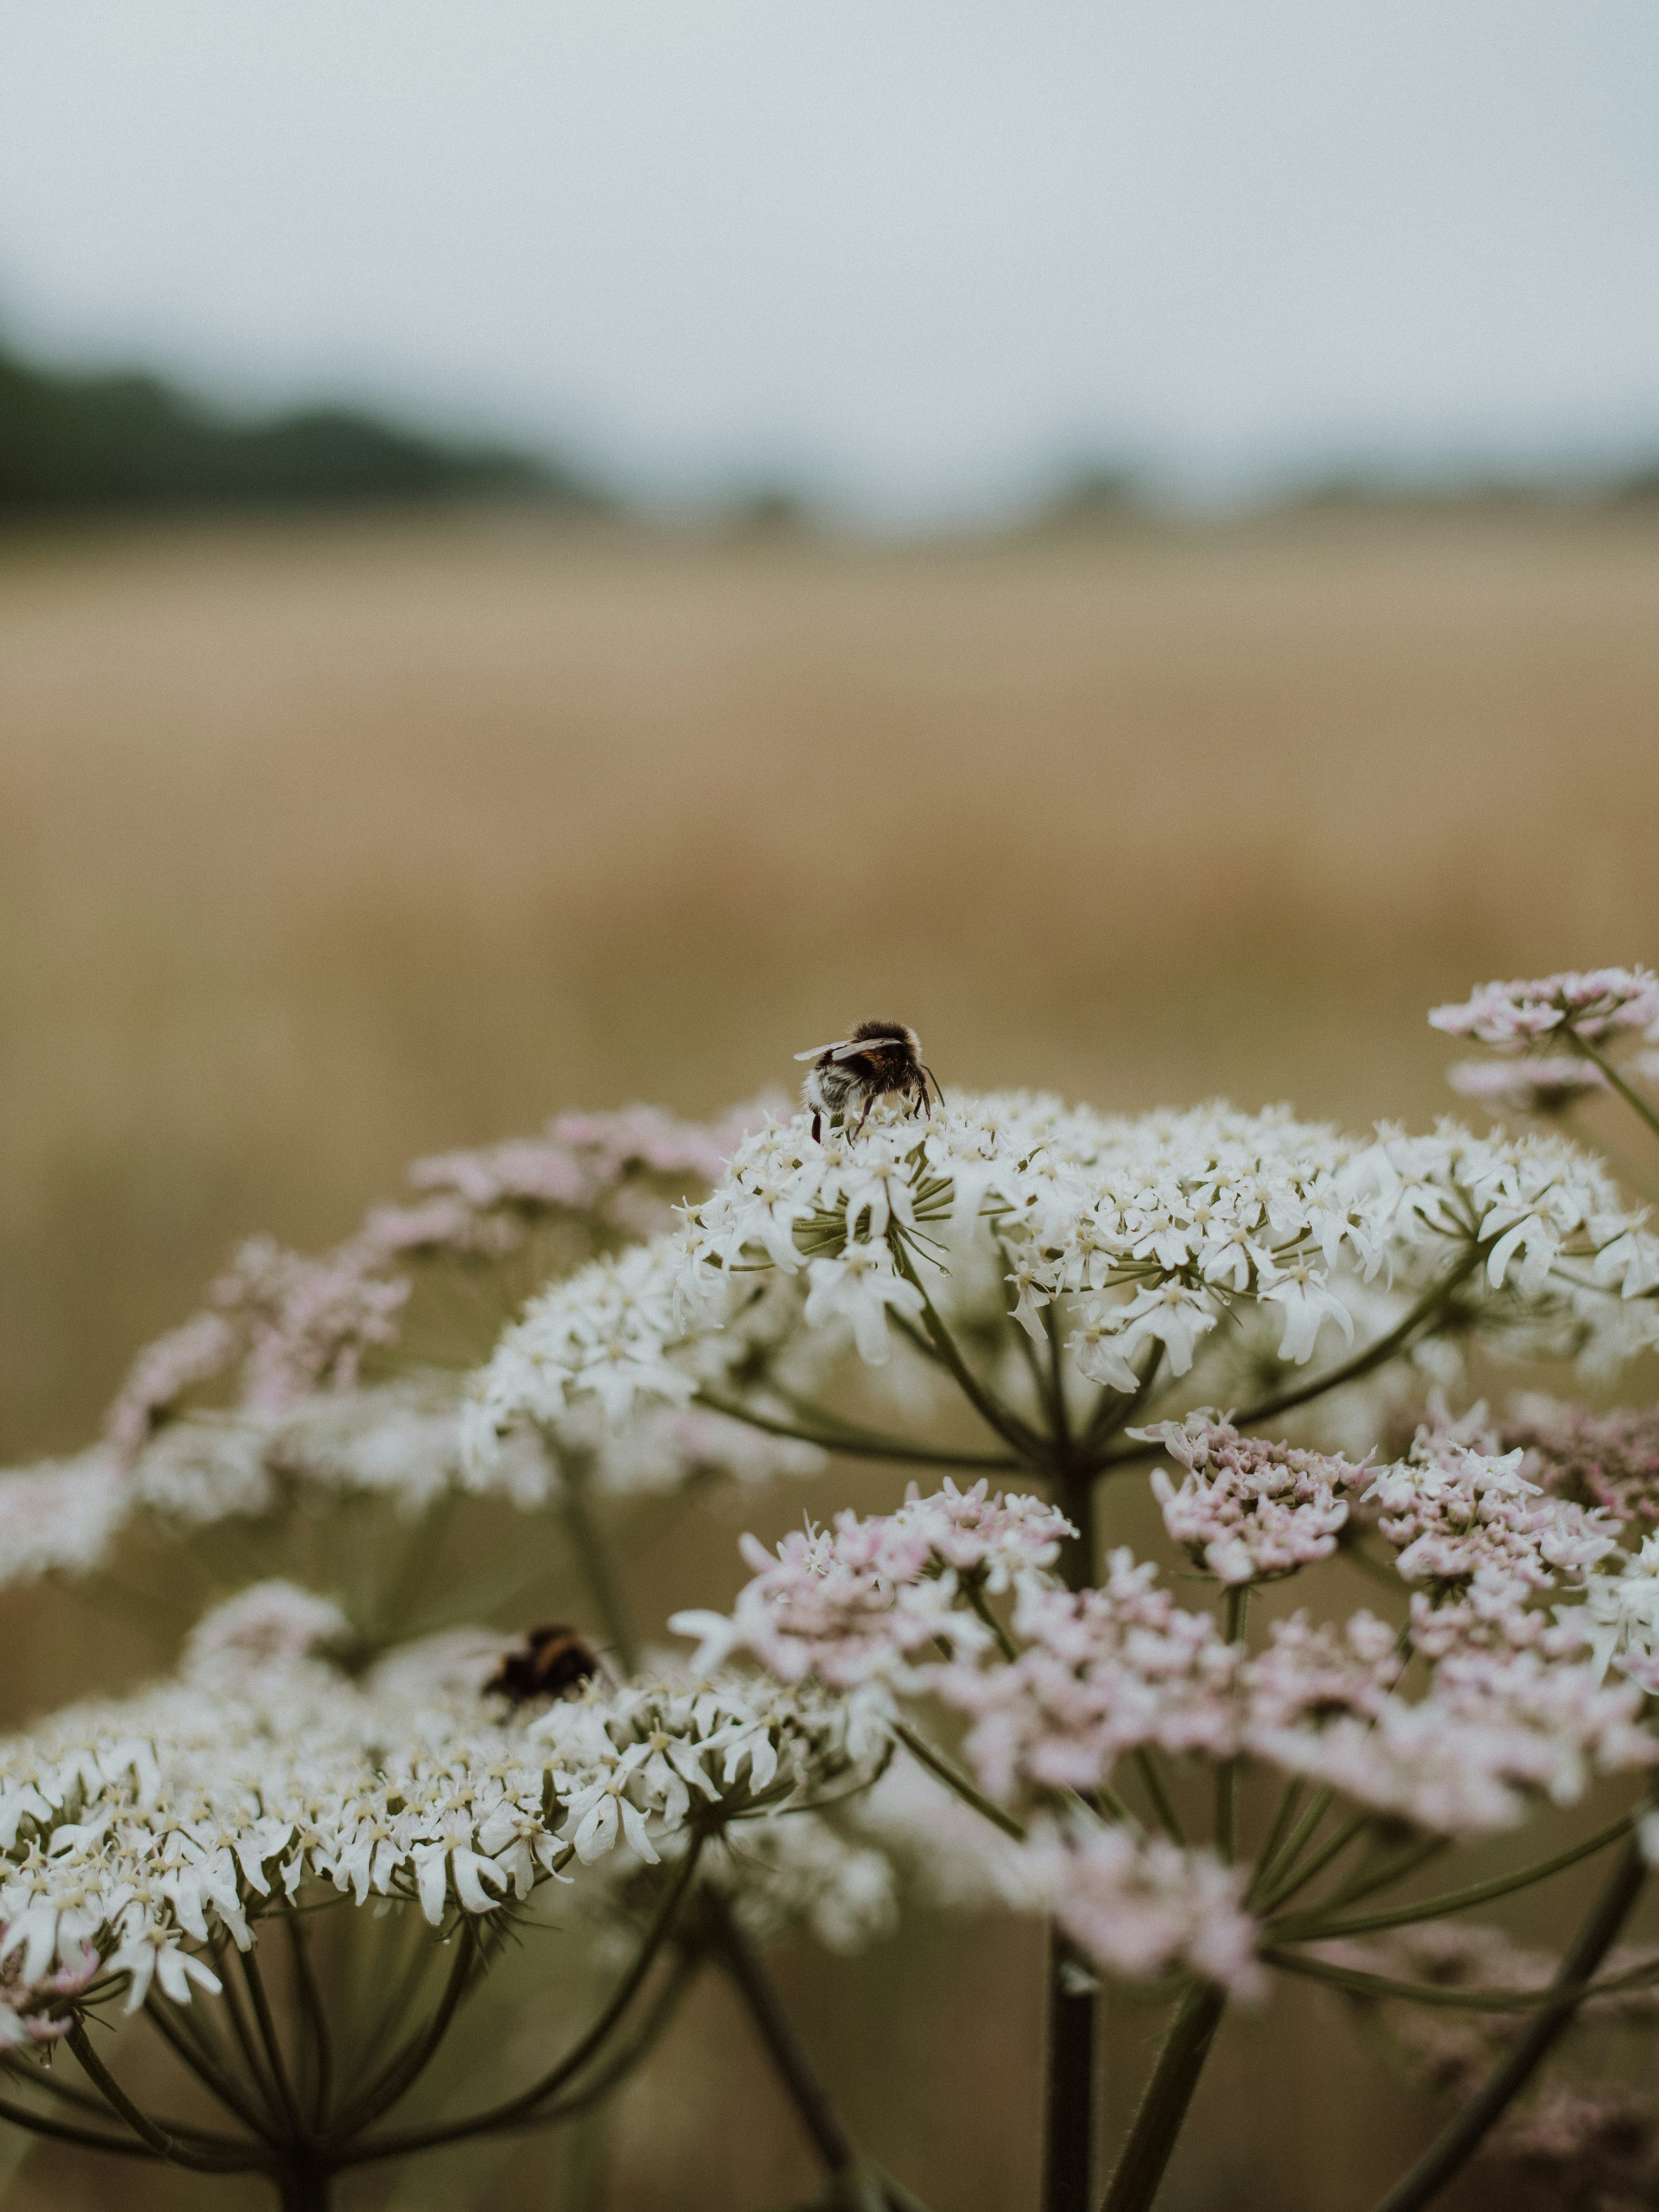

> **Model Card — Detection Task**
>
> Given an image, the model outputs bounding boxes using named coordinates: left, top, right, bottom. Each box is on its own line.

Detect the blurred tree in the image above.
left=0, top=331, right=605, bottom=512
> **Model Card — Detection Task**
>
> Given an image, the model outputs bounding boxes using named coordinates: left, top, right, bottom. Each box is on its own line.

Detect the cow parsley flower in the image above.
left=1141, top=1414, right=1371, bottom=1584
left=0, top=1592, right=885, bottom=2014
left=1447, top=1058, right=1608, bottom=1115
left=670, top=1482, right=1073, bottom=1690
left=1012, top=1822, right=1265, bottom=2000
left=1430, top=969, right=1659, bottom=1048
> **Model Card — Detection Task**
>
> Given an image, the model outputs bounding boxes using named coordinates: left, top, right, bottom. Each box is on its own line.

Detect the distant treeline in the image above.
left=0, top=335, right=601, bottom=515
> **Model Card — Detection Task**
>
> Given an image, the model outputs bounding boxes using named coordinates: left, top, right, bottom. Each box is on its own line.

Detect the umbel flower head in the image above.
left=1430, top=968, right=1659, bottom=1048
left=465, top=1091, right=1659, bottom=1469
left=0, top=1586, right=887, bottom=2019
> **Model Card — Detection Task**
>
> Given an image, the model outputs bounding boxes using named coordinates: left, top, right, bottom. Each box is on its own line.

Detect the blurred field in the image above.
left=2, top=504, right=1658, bottom=2209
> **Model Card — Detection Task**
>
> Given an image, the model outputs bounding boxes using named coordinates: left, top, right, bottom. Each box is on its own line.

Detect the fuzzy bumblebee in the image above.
left=484, top=1624, right=600, bottom=1706
left=793, top=1020, right=943, bottom=1143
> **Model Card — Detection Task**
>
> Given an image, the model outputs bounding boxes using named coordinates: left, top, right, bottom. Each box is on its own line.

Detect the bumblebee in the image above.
left=484, top=1624, right=600, bottom=1706
left=794, top=1020, right=943, bottom=1143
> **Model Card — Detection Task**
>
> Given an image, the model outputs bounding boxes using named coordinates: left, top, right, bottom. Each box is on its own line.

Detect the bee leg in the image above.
left=811, top=1112, right=822, bottom=1144
left=852, top=1096, right=873, bottom=1140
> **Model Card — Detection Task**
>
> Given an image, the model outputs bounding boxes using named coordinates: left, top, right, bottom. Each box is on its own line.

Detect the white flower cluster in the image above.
left=0, top=1368, right=825, bottom=1598
left=0, top=1586, right=885, bottom=2020
left=467, top=1095, right=1659, bottom=1465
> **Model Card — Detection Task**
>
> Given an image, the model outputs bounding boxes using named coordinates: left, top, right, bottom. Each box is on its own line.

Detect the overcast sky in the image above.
left=3, top=1, right=1657, bottom=518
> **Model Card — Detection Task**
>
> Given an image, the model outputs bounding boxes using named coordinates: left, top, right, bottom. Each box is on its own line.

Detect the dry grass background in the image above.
left=2, top=504, right=1657, bottom=2209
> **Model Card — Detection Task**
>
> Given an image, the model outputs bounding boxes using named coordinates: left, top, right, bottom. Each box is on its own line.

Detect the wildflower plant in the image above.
left=1, top=973, right=1657, bottom=2211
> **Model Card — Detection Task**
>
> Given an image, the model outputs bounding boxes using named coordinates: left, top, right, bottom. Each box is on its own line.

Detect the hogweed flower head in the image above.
left=1141, top=1413, right=1371, bottom=1584
left=1430, top=968, right=1659, bottom=1048
left=0, top=1589, right=887, bottom=2019
left=1014, top=1821, right=1265, bottom=2001
left=1446, top=1057, right=1609, bottom=1115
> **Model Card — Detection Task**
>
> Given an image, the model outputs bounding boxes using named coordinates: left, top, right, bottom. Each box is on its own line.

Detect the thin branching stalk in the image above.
left=1568, top=1032, right=1659, bottom=1146
left=890, top=1720, right=1028, bottom=1840
left=145, top=1989, right=283, bottom=2141
left=1097, top=1982, right=1227, bottom=2212
left=0, top=2087, right=169, bottom=2159
left=551, top=1444, right=643, bottom=1670
left=240, top=1943, right=308, bottom=2143
left=1095, top=1257, right=1483, bottom=1473
left=705, top=1890, right=863, bottom=2177
left=1317, top=1835, right=1656, bottom=2212
left=335, top=1831, right=707, bottom=2162
left=1273, top=1809, right=1635, bottom=1942
left=285, top=1911, right=334, bottom=2129
left=889, top=1238, right=1046, bottom=1461
left=1134, top=1749, right=1186, bottom=1844
left=695, top=1387, right=1020, bottom=1471
left=66, top=2023, right=266, bottom=2173
left=321, top=1919, right=478, bottom=2143
left=523, top=1951, right=704, bottom=2128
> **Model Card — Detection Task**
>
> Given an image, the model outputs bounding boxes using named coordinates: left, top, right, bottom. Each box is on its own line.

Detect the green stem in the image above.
left=145, top=1989, right=281, bottom=2141
left=1098, top=1982, right=1227, bottom=2212
left=1267, top=1938, right=1659, bottom=2013
left=1095, top=1257, right=1482, bottom=1472
left=1135, top=1750, right=1186, bottom=1844
left=321, top=1920, right=477, bottom=2143
left=0, top=2088, right=167, bottom=2159
left=67, top=2025, right=264, bottom=2173
left=889, top=1239, right=1046, bottom=1460
left=336, top=1833, right=705, bottom=2162
left=240, top=1945, right=307, bottom=2144
left=1042, top=1306, right=1072, bottom=1445
left=1248, top=1788, right=1333, bottom=1907
left=1257, top=1811, right=1369, bottom=1913
left=707, top=1893, right=860, bottom=2176
left=521, top=1952, right=703, bottom=2127
left=1570, top=1033, right=1659, bottom=1146
left=891, top=1720, right=1027, bottom=1841
left=1215, top=1589, right=1248, bottom=1863
left=695, top=1388, right=1020, bottom=1472
left=550, top=1443, right=642, bottom=1672
left=1275, top=1809, right=1633, bottom=1942
left=1043, top=1930, right=1098, bottom=2212
left=964, top=1576, right=1019, bottom=1663
left=285, top=1913, right=334, bottom=2131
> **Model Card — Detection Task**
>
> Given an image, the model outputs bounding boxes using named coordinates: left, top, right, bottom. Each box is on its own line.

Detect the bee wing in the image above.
left=831, top=1036, right=900, bottom=1060
left=793, top=1041, right=848, bottom=1061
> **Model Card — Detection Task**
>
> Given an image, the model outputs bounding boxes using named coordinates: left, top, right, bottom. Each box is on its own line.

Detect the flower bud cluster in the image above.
left=1015, top=1821, right=1265, bottom=2001
left=1365, top=1430, right=1623, bottom=1655
left=670, top=1481, right=1074, bottom=1690
left=1430, top=968, right=1659, bottom=1048
left=1142, top=1414, right=1372, bottom=1584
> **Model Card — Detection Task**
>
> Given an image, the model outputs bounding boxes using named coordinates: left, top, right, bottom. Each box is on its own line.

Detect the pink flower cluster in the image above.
left=1142, top=1414, right=1371, bottom=1585
left=1269, top=1641, right=1653, bottom=1834
left=0, top=1939, right=99, bottom=2049
left=1429, top=967, right=1659, bottom=1048
left=1504, top=1394, right=1659, bottom=1533
left=1018, top=1824, right=1265, bottom=2001
left=104, top=1098, right=777, bottom=1469
left=1446, top=1057, right=1607, bottom=1115
left=368, top=1098, right=777, bottom=1256
left=670, top=1481, right=1075, bottom=1689
left=105, top=1239, right=407, bottom=1464
left=938, top=1555, right=1239, bottom=1797
left=1363, top=1432, right=1621, bottom=1655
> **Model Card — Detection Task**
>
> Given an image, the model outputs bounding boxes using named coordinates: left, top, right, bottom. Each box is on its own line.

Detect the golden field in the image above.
left=1, top=504, right=1657, bottom=2210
